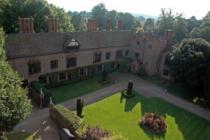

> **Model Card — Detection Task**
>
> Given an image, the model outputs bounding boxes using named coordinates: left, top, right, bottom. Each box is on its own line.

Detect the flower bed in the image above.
left=140, top=112, right=166, bottom=133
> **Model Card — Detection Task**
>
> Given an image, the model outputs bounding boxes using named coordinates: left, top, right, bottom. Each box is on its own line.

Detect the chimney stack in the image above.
left=87, top=19, right=97, bottom=32
left=48, top=17, right=59, bottom=32
left=105, top=19, right=111, bottom=31
left=117, top=20, right=123, bottom=30
left=164, top=30, right=173, bottom=47
left=19, top=17, right=34, bottom=33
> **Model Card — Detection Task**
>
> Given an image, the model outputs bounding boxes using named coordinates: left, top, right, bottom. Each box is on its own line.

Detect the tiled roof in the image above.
left=5, top=31, right=134, bottom=59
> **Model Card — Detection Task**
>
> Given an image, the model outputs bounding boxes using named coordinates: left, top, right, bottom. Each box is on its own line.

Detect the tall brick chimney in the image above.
left=117, top=20, right=123, bottom=30
left=87, top=19, right=97, bottom=32
left=164, top=29, right=173, bottom=47
left=105, top=19, right=111, bottom=31
left=19, top=17, right=34, bottom=33
left=48, top=17, right=59, bottom=32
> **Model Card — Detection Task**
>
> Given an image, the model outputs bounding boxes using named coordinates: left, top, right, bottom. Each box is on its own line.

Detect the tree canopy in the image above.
left=143, top=18, right=155, bottom=33
left=170, top=38, right=210, bottom=102
left=190, top=12, right=210, bottom=42
left=0, top=0, right=74, bottom=33
left=68, top=11, right=87, bottom=32
left=0, top=28, right=32, bottom=133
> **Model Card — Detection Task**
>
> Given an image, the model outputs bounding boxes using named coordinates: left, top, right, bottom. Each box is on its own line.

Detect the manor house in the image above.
left=5, top=17, right=172, bottom=86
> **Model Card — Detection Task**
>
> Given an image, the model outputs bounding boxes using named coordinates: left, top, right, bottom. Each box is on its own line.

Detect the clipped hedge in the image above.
left=50, top=104, right=81, bottom=132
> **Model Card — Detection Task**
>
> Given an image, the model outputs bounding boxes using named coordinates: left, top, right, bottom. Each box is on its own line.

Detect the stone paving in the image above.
left=13, top=73, right=210, bottom=140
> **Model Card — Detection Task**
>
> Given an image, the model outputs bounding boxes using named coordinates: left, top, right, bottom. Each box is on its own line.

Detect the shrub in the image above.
left=0, top=28, right=31, bottom=133
left=50, top=104, right=81, bottom=132
left=140, top=112, right=166, bottom=133
left=76, top=98, right=84, bottom=117
left=82, top=126, right=110, bottom=140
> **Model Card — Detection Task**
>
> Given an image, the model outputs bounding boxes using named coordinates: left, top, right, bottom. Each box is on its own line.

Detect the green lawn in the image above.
left=83, top=92, right=210, bottom=140
left=50, top=78, right=111, bottom=103
left=140, top=76, right=192, bottom=101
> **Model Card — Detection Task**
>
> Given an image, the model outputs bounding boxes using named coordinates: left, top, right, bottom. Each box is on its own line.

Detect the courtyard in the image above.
left=13, top=73, right=210, bottom=140
left=83, top=92, right=210, bottom=140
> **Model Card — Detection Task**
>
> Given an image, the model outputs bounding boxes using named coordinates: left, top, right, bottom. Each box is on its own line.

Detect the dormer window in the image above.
left=63, top=35, right=80, bottom=51
left=67, top=38, right=79, bottom=47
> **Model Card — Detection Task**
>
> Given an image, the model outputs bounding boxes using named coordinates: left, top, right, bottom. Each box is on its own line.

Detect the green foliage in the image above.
left=135, top=26, right=144, bottom=34
left=0, top=0, right=74, bottom=33
left=106, top=10, right=118, bottom=30
left=190, top=12, right=210, bottom=42
left=91, top=3, right=138, bottom=31
left=53, top=104, right=81, bottom=131
left=0, top=28, right=31, bottom=132
left=186, top=16, right=201, bottom=33
left=170, top=38, right=210, bottom=102
left=156, top=9, right=174, bottom=35
left=69, top=12, right=87, bottom=32
left=173, top=14, right=188, bottom=42
left=143, top=18, right=155, bottom=33
left=76, top=98, right=84, bottom=117
left=49, top=4, right=74, bottom=32
left=91, top=3, right=107, bottom=30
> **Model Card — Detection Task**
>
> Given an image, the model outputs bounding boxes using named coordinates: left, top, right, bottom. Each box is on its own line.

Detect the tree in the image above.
left=173, top=14, right=188, bottom=42
left=143, top=18, right=155, bottom=33
left=69, top=12, right=87, bottom=32
left=106, top=10, right=118, bottom=30
left=91, top=3, right=107, bottom=30
left=170, top=38, right=210, bottom=102
left=118, top=12, right=137, bottom=30
left=156, top=9, right=174, bottom=35
left=136, top=26, right=144, bottom=34
left=1, top=0, right=74, bottom=33
left=186, top=16, right=200, bottom=33
left=49, top=4, right=74, bottom=32
left=0, top=28, right=31, bottom=134
left=190, top=11, right=210, bottom=42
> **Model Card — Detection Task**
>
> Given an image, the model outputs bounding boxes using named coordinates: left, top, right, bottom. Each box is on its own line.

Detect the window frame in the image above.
left=66, top=57, right=77, bottom=68
left=94, top=52, right=102, bottom=63
left=105, top=52, right=111, bottom=60
left=50, top=60, right=58, bottom=69
left=28, top=61, right=41, bottom=75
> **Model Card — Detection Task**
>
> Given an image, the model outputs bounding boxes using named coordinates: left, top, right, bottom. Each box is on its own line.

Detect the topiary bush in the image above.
left=122, top=81, right=135, bottom=98
left=127, top=80, right=133, bottom=95
left=140, top=112, right=166, bottom=133
left=76, top=98, right=84, bottom=117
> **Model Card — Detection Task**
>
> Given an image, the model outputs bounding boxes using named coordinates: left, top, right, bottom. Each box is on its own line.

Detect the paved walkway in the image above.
left=13, top=73, right=210, bottom=140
